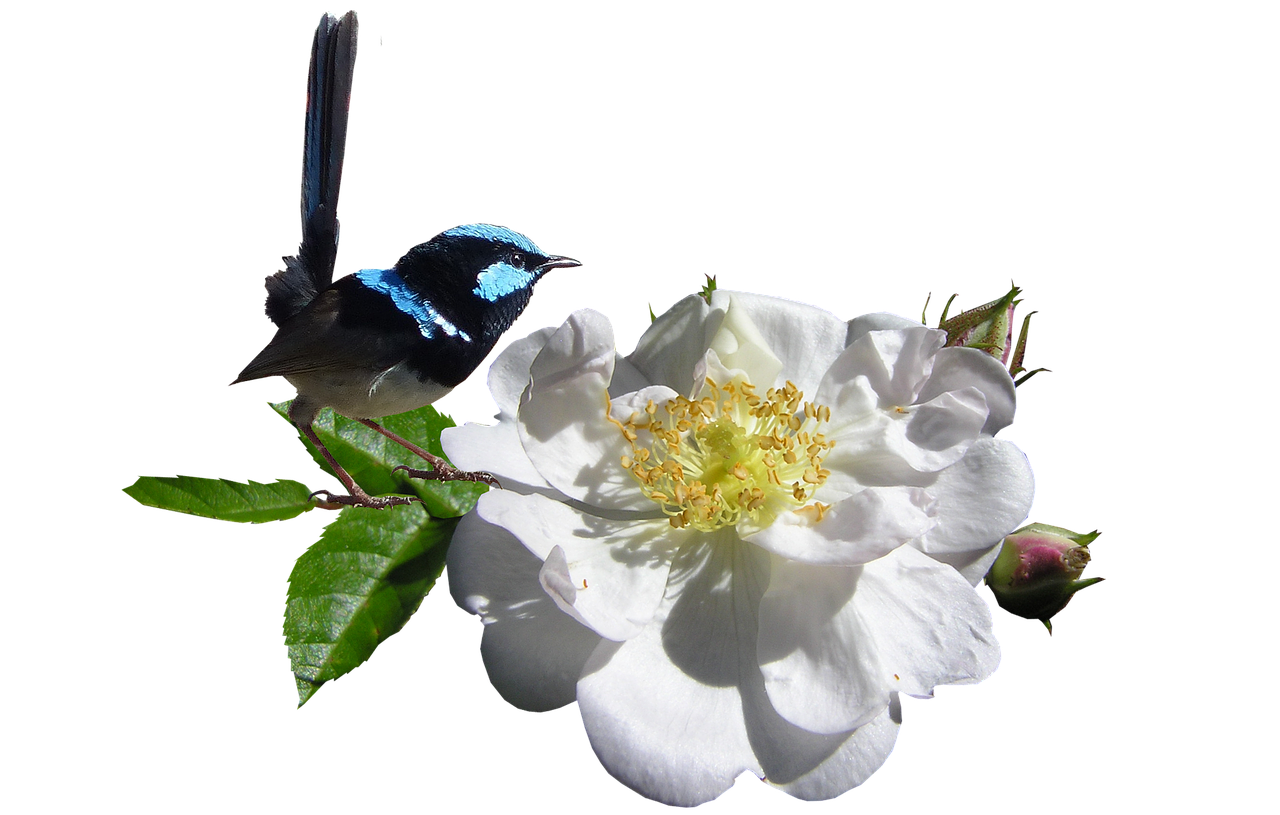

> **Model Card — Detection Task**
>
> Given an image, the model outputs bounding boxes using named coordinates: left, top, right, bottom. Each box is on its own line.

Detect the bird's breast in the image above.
left=286, top=361, right=451, bottom=420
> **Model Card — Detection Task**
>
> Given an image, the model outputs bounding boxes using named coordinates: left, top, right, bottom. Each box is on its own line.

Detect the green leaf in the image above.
left=285, top=503, right=458, bottom=706
left=272, top=401, right=485, bottom=518
left=124, top=476, right=313, bottom=523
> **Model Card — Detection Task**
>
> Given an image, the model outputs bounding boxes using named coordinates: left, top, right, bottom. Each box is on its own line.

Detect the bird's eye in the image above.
left=510, top=251, right=526, bottom=269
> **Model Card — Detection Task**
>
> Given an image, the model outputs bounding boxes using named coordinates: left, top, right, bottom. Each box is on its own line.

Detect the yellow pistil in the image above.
left=610, top=378, right=835, bottom=532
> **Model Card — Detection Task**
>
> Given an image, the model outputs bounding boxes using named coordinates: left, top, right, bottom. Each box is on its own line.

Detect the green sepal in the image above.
left=698, top=274, right=718, bottom=304
left=1013, top=522, right=1100, bottom=548
left=938, top=284, right=1021, bottom=361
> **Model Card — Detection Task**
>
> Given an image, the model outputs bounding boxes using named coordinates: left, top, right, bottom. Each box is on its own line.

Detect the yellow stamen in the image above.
left=612, top=377, right=835, bottom=532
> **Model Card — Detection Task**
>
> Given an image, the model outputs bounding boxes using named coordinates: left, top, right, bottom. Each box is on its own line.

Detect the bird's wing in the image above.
left=264, top=11, right=358, bottom=327
left=236, top=287, right=416, bottom=383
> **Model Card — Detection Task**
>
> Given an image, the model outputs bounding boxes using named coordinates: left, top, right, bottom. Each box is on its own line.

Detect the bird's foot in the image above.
left=309, top=489, right=422, bottom=510
left=394, top=464, right=501, bottom=489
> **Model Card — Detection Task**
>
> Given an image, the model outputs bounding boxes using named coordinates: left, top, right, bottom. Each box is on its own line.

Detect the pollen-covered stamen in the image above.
left=609, top=378, right=835, bottom=531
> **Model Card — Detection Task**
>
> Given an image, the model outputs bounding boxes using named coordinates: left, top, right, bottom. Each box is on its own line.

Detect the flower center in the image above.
left=611, top=378, right=834, bottom=531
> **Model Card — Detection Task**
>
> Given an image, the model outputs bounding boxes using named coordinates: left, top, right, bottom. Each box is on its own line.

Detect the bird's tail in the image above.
left=265, top=11, right=358, bottom=326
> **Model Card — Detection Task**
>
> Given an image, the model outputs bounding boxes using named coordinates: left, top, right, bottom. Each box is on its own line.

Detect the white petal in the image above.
left=443, top=326, right=560, bottom=494
left=476, top=490, right=676, bottom=641
left=814, top=326, right=947, bottom=419
left=608, top=353, right=651, bottom=397
left=834, top=327, right=947, bottom=406
left=538, top=545, right=578, bottom=609
left=756, top=559, right=885, bottom=734
left=816, top=371, right=880, bottom=428
left=517, top=310, right=653, bottom=511
left=767, top=703, right=900, bottom=801
left=441, top=419, right=556, bottom=496
left=917, top=346, right=1017, bottom=436
left=904, top=388, right=988, bottom=455
left=855, top=548, right=1000, bottom=692
left=742, top=487, right=936, bottom=566
left=912, top=437, right=1035, bottom=570
left=694, top=347, right=738, bottom=391
left=578, top=537, right=904, bottom=804
left=446, top=511, right=601, bottom=711
left=706, top=289, right=855, bottom=394
left=846, top=312, right=923, bottom=346
left=727, top=289, right=855, bottom=396
left=713, top=290, right=849, bottom=396
left=487, top=327, right=554, bottom=419
left=705, top=293, right=784, bottom=390
left=821, top=388, right=985, bottom=484
left=577, top=537, right=766, bottom=806
left=526, top=308, right=615, bottom=389
left=757, top=546, right=999, bottom=735
left=606, top=384, right=685, bottom=501
left=627, top=294, right=725, bottom=395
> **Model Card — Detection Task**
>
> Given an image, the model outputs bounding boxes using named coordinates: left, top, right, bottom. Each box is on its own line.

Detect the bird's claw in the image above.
left=393, top=464, right=501, bottom=489
left=308, top=489, right=423, bottom=510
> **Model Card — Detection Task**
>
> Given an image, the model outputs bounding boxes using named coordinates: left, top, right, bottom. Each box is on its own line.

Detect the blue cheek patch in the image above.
left=356, top=268, right=473, bottom=342
left=473, top=261, right=536, bottom=302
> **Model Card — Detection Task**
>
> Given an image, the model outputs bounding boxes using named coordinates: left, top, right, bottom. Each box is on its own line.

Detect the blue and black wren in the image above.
left=233, top=12, right=579, bottom=508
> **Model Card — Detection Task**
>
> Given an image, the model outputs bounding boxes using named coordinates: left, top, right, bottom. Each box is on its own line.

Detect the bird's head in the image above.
left=394, top=224, right=580, bottom=335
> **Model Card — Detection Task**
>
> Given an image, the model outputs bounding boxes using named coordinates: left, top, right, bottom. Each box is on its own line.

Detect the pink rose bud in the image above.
left=930, top=285, right=1048, bottom=386
left=939, top=285, right=1019, bottom=363
left=984, top=523, right=1103, bottom=633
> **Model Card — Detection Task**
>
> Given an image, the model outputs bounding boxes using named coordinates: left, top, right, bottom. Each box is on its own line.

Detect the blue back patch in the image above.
left=356, top=268, right=472, bottom=342
left=473, top=261, right=536, bottom=302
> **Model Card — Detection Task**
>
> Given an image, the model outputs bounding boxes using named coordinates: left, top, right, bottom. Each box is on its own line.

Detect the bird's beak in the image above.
left=538, top=255, right=582, bottom=272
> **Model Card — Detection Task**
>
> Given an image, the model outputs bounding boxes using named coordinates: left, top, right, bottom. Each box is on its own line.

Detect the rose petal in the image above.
left=911, top=437, right=1035, bottom=582
left=834, top=327, right=947, bottom=409
left=604, top=381, right=685, bottom=491
left=447, top=511, right=602, bottom=711
left=757, top=546, right=999, bottom=735
left=821, top=387, right=986, bottom=485
left=704, top=294, right=784, bottom=390
left=742, top=487, right=936, bottom=566
left=538, top=545, right=579, bottom=609
left=446, top=322, right=650, bottom=498
left=917, top=346, right=1017, bottom=436
left=476, top=490, right=675, bottom=641
left=487, top=327, right=555, bottom=419
left=712, top=290, right=849, bottom=396
left=441, top=419, right=556, bottom=496
left=757, top=557, right=885, bottom=734
left=577, top=538, right=765, bottom=806
left=766, top=702, right=900, bottom=801
left=846, top=312, right=923, bottom=346
left=442, top=322, right=558, bottom=488
left=517, top=310, right=654, bottom=511
left=526, top=308, right=615, bottom=389
left=608, top=353, right=651, bottom=397
left=904, top=388, right=988, bottom=454
left=627, top=294, right=725, bottom=395
left=857, top=548, right=1000, bottom=693
left=579, top=537, right=902, bottom=804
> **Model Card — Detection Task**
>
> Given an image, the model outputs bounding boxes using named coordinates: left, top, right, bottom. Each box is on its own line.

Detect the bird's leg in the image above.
left=355, top=418, right=500, bottom=488
left=297, top=421, right=421, bottom=509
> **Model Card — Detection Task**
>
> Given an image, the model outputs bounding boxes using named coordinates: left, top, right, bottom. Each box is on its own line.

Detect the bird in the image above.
left=233, top=11, right=579, bottom=509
